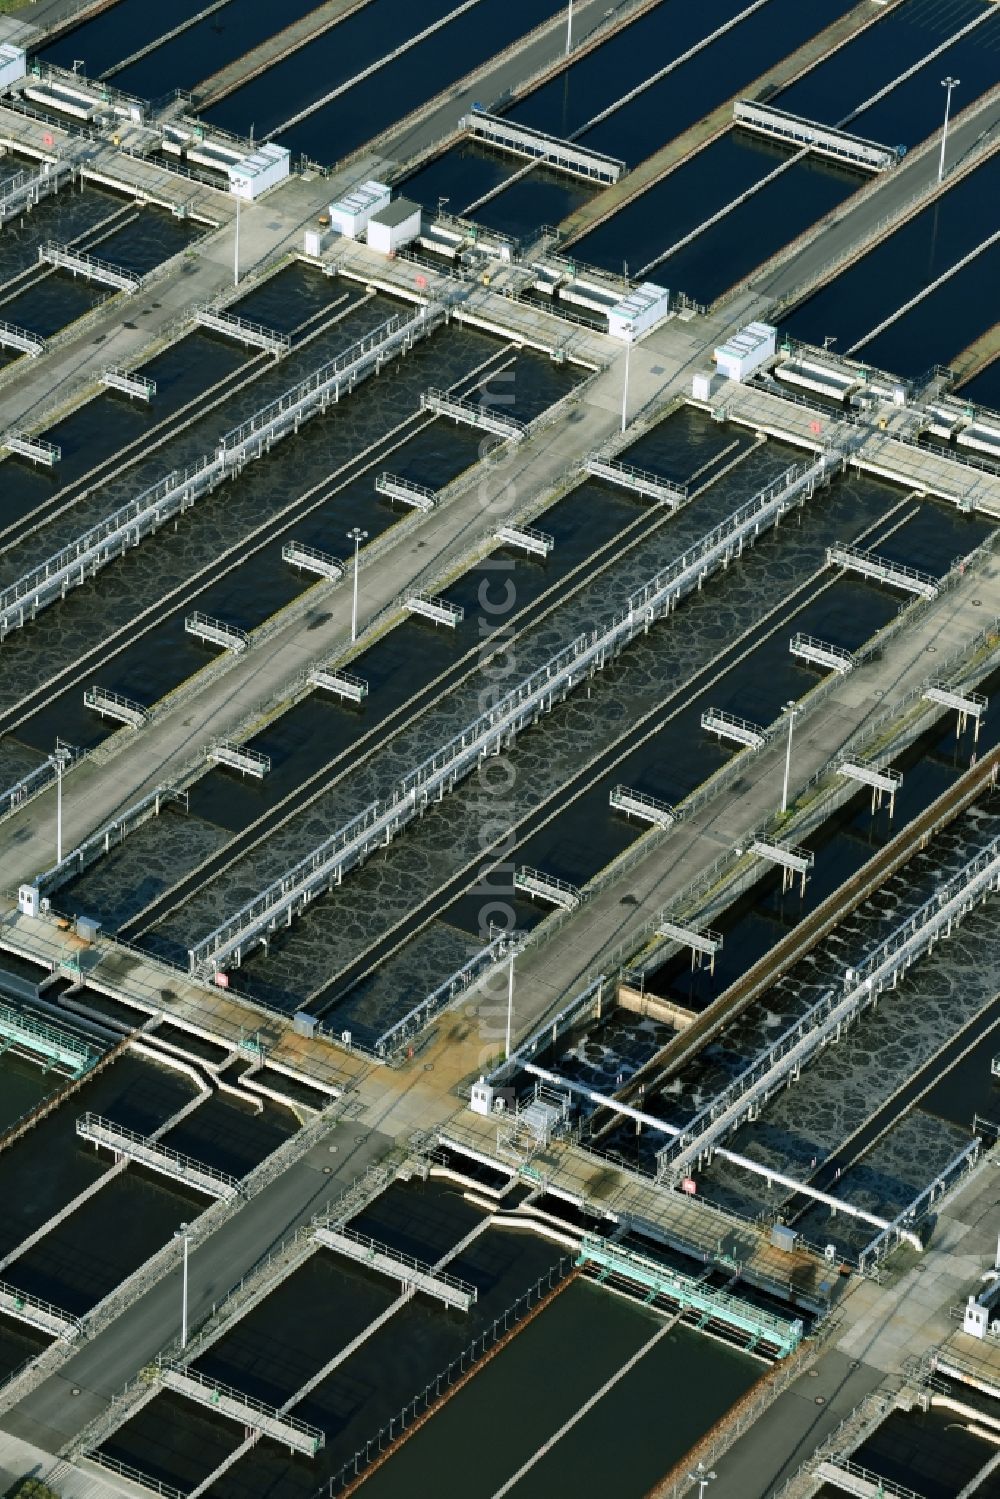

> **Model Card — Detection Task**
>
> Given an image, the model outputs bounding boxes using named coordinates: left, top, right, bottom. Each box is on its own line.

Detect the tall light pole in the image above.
left=505, top=947, right=515, bottom=1060
left=620, top=326, right=633, bottom=434
left=781, top=700, right=797, bottom=814
left=938, top=76, right=960, bottom=184
left=347, top=527, right=368, bottom=642
left=174, top=1222, right=190, bottom=1349
left=234, top=192, right=241, bottom=286
left=565, top=0, right=573, bottom=54
left=688, top=1465, right=716, bottom=1499
left=54, top=742, right=70, bottom=864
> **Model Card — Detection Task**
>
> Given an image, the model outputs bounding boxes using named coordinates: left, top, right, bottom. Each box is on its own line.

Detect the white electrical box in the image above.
left=964, top=1296, right=989, bottom=1339
left=304, top=228, right=333, bottom=258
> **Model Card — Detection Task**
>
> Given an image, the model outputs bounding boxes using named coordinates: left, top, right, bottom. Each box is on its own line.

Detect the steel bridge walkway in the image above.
left=421, top=388, right=526, bottom=442
left=313, top=1226, right=476, bottom=1311
left=733, top=100, right=898, bottom=172
left=577, top=1236, right=802, bottom=1357
left=158, top=1360, right=324, bottom=1455
left=829, top=543, right=939, bottom=599
left=194, top=306, right=289, bottom=355
left=84, top=686, right=147, bottom=729
left=0, top=1280, right=81, bottom=1341
left=813, top=1459, right=924, bottom=1498
left=76, top=1114, right=241, bottom=1200
left=4, top=433, right=60, bottom=466
left=309, top=666, right=368, bottom=703
left=0, top=160, right=75, bottom=224
left=39, top=242, right=139, bottom=294
left=0, top=1001, right=98, bottom=1078
left=376, top=473, right=437, bottom=512
left=0, top=319, right=44, bottom=357
left=585, top=455, right=687, bottom=508
left=101, top=367, right=156, bottom=401
left=609, top=785, right=675, bottom=827
left=462, top=107, right=625, bottom=183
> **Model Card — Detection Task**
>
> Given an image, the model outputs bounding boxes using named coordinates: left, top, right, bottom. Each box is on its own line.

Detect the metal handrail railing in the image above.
left=156, top=1357, right=322, bottom=1438
left=322, top=1223, right=476, bottom=1296
left=76, top=1113, right=241, bottom=1190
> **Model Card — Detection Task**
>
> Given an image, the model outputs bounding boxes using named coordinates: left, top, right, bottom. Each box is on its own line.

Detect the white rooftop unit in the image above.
left=367, top=197, right=421, bottom=255
left=714, top=321, right=776, bottom=382
left=228, top=142, right=290, bottom=200
left=608, top=282, right=670, bottom=341
left=0, top=42, right=26, bottom=91
left=328, top=179, right=390, bottom=239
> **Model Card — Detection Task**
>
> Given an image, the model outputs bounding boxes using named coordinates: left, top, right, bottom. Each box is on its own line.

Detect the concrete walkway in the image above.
left=754, top=90, right=1000, bottom=311
left=0, top=330, right=634, bottom=892
left=0, top=1119, right=394, bottom=1455
left=557, top=0, right=899, bottom=245
left=0, top=111, right=339, bottom=431
left=372, top=0, right=653, bottom=170
left=450, top=549, right=1000, bottom=1074
left=704, top=1151, right=1000, bottom=1498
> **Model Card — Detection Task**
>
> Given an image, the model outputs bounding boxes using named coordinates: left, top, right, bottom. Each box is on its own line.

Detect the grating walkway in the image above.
left=75, top=1114, right=241, bottom=1200
left=313, top=1225, right=476, bottom=1311
left=158, top=1361, right=324, bottom=1455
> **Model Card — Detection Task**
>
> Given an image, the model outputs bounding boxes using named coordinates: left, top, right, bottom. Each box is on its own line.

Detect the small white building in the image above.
left=692, top=370, right=722, bottom=402
left=228, top=142, right=290, bottom=201
left=328, top=180, right=390, bottom=239
left=714, top=321, right=777, bottom=382
left=367, top=197, right=421, bottom=256
left=0, top=43, right=26, bottom=92
left=607, top=282, right=670, bottom=341
left=304, top=227, right=334, bottom=258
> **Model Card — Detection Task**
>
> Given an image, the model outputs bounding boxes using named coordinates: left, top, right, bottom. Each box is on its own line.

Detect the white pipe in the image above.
left=522, top=1063, right=914, bottom=1244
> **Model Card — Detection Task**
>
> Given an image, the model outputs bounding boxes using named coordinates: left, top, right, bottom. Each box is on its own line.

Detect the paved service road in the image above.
left=0, top=1121, right=394, bottom=1453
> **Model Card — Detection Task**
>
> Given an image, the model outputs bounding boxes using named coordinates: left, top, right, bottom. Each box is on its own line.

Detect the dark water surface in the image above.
left=359, top=1278, right=760, bottom=1499
left=786, top=152, right=1000, bottom=355
left=40, top=0, right=215, bottom=80
left=114, top=0, right=325, bottom=99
